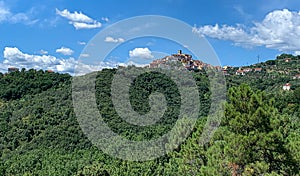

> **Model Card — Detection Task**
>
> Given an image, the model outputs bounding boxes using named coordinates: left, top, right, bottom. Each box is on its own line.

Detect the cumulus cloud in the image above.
left=125, top=60, right=149, bottom=68
left=1, top=47, right=120, bottom=75
left=104, top=36, right=125, bottom=43
left=56, top=47, right=74, bottom=55
left=294, top=51, right=300, bottom=55
left=79, top=53, right=89, bottom=58
left=56, top=8, right=101, bottom=29
left=73, top=60, right=127, bottom=75
left=39, top=49, right=48, bottom=55
left=77, top=41, right=86, bottom=45
left=0, top=63, right=7, bottom=73
left=0, top=1, right=11, bottom=22
left=55, top=9, right=93, bottom=23
left=0, top=1, right=37, bottom=25
left=193, top=9, right=300, bottom=53
left=1, top=47, right=150, bottom=75
left=129, top=47, right=154, bottom=60
left=4, top=47, right=59, bottom=68
left=71, top=21, right=101, bottom=29
left=101, top=17, right=109, bottom=22
left=3, top=47, right=76, bottom=74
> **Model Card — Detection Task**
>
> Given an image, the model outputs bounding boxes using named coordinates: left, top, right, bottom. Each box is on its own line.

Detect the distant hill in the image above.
left=147, top=52, right=299, bottom=92
left=0, top=69, right=71, bottom=101
left=224, top=53, right=300, bottom=92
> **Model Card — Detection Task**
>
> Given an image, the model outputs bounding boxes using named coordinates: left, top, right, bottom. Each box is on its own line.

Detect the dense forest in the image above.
left=0, top=54, right=299, bottom=175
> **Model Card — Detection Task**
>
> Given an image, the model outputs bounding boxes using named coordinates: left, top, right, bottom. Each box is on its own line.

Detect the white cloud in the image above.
left=0, top=1, right=36, bottom=25
left=193, top=24, right=252, bottom=46
left=104, top=36, right=125, bottom=43
left=55, top=9, right=93, bottom=23
left=101, top=17, right=109, bottom=22
left=1, top=47, right=121, bottom=75
left=294, top=51, right=300, bottom=55
left=78, top=41, right=86, bottom=45
left=71, top=21, right=101, bottom=29
left=2, top=47, right=76, bottom=74
left=79, top=53, right=89, bottom=58
left=56, top=58, right=76, bottom=72
left=129, top=47, right=154, bottom=60
left=56, top=47, right=74, bottom=56
left=56, top=8, right=102, bottom=29
left=4, top=47, right=59, bottom=68
left=11, top=13, right=29, bottom=23
left=193, top=9, right=300, bottom=53
left=39, top=49, right=48, bottom=55
left=73, top=60, right=125, bottom=75
left=233, top=6, right=252, bottom=20
left=0, top=1, right=10, bottom=22
left=1, top=47, right=151, bottom=75
left=125, top=60, right=149, bottom=68
left=0, top=63, right=7, bottom=73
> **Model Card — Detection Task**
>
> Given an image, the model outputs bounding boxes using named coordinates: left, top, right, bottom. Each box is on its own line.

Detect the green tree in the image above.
left=205, top=84, right=298, bottom=175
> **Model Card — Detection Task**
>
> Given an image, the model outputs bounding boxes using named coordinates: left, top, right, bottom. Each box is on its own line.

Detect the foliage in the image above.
left=0, top=55, right=299, bottom=175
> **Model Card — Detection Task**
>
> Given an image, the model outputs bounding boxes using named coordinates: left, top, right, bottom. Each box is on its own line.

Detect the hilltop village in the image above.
left=146, top=50, right=268, bottom=75
left=147, top=50, right=217, bottom=71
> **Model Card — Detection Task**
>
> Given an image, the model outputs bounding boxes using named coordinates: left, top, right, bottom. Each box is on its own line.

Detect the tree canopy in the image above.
left=0, top=62, right=299, bottom=175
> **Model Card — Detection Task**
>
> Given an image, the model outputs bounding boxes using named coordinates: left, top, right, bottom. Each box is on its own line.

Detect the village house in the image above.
left=172, top=50, right=192, bottom=62
left=254, top=68, right=262, bottom=72
left=293, top=74, right=300, bottom=79
left=283, top=83, right=291, bottom=91
left=46, top=70, right=54, bottom=73
left=215, top=66, right=222, bottom=71
left=243, top=68, right=252, bottom=72
left=222, top=65, right=232, bottom=70
left=222, top=70, right=229, bottom=76
left=221, top=66, right=232, bottom=76
left=8, top=67, right=19, bottom=73
left=235, top=69, right=245, bottom=76
left=284, top=58, right=291, bottom=62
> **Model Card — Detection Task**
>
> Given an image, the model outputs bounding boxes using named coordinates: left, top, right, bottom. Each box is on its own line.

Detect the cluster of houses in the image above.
left=148, top=55, right=184, bottom=69
left=149, top=50, right=215, bottom=71
left=221, top=66, right=263, bottom=76
left=234, top=67, right=263, bottom=75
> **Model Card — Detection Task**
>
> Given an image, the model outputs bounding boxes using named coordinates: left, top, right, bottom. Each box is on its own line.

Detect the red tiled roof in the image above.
left=254, top=68, right=262, bottom=71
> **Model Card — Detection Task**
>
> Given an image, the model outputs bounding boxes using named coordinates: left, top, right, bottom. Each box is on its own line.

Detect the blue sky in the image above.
left=1, top=0, right=300, bottom=74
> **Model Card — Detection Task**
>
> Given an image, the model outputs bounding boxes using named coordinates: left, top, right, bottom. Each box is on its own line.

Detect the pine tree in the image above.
left=206, top=84, right=298, bottom=175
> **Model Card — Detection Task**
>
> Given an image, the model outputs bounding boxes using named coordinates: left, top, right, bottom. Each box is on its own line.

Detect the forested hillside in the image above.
left=0, top=56, right=299, bottom=175
left=226, top=54, right=300, bottom=91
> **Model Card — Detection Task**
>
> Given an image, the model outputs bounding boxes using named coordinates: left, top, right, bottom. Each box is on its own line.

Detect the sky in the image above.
left=1, top=0, right=300, bottom=74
